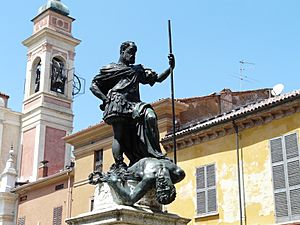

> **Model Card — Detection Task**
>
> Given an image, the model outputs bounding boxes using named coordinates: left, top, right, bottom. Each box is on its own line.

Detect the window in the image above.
left=53, top=206, right=63, bottom=225
left=55, top=183, right=64, bottom=191
left=51, top=57, right=66, bottom=94
left=270, top=132, right=300, bottom=223
left=94, top=149, right=103, bottom=172
left=196, top=163, right=217, bottom=216
left=19, top=195, right=27, bottom=202
left=17, top=217, right=25, bottom=225
left=90, top=197, right=95, bottom=211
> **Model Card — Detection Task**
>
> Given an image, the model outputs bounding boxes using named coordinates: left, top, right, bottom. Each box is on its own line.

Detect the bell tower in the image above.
left=20, top=0, right=80, bottom=181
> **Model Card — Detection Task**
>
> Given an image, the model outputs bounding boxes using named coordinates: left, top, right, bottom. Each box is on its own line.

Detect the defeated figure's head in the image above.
left=155, top=168, right=176, bottom=204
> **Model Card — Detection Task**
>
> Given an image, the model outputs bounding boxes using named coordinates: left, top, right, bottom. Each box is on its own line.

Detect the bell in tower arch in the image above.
left=51, top=57, right=66, bottom=94
left=34, top=61, right=41, bottom=93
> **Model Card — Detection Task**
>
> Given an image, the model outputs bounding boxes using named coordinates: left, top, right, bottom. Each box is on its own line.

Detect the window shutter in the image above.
left=270, top=137, right=289, bottom=221
left=285, top=133, right=299, bottom=159
left=285, top=133, right=300, bottom=220
left=272, top=164, right=286, bottom=190
left=207, top=188, right=217, bottom=212
left=270, top=138, right=283, bottom=163
left=287, top=160, right=300, bottom=187
left=196, top=164, right=217, bottom=216
left=196, top=166, right=205, bottom=214
left=196, top=167, right=205, bottom=189
left=270, top=132, right=300, bottom=222
left=53, top=206, right=62, bottom=225
left=274, top=192, right=289, bottom=218
left=206, top=164, right=216, bottom=213
left=197, top=191, right=206, bottom=215
left=206, top=164, right=216, bottom=187
left=17, top=217, right=25, bottom=225
left=290, top=188, right=300, bottom=216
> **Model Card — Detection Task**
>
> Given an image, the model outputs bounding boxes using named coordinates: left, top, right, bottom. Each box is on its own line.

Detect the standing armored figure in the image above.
left=90, top=41, right=175, bottom=171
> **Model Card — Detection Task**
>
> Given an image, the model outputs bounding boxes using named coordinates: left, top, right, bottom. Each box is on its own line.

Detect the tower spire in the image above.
left=0, top=145, right=17, bottom=192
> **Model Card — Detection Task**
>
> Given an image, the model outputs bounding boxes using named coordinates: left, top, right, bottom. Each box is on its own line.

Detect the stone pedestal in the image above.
left=66, top=182, right=190, bottom=225
left=65, top=205, right=190, bottom=225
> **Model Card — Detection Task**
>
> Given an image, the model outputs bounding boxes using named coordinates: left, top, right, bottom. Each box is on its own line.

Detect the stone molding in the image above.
left=66, top=205, right=190, bottom=225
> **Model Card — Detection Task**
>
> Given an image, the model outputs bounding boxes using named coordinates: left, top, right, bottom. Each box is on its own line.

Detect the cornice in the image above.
left=13, top=169, right=73, bottom=194
left=73, top=136, right=113, bottom=158
left=22, top=27, right=81, bottom=48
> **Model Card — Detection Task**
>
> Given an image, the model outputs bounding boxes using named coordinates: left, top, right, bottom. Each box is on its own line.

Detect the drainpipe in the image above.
left=233, top=121, right=243, bottom=225
left=13, top=193, right=19, bottom=225
left=66, top=169, right=72, bottom=219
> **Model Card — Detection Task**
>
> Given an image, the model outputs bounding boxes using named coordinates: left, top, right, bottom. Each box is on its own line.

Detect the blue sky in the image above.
left=0, top=1, right=299, bottom=132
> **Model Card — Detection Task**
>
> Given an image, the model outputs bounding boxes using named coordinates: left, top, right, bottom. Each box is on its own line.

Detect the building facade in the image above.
left=65, top=88, right=297, bottom=225
left=0, top=93, right=21, bottom=225
left=14, top=170, right=73, bottom=225
left=162, top=90, right=300, bottom=225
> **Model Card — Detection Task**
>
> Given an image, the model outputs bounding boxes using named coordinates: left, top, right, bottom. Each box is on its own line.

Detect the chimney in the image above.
left=0, top=92, right=9, bottom=108
left=38, top=160, right=49, bottom=178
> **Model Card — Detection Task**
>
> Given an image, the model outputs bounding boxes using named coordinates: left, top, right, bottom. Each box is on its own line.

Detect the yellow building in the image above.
left=162, top=89, right=300, bottom=225
left=66, top=88, right=300, bottom=225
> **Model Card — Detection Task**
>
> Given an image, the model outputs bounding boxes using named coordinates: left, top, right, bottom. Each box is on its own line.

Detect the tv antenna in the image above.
left=238, top=60, right=256, bottom=90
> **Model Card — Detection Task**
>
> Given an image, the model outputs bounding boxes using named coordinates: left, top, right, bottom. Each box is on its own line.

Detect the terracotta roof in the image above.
left=163, top=89, right=300, bottom=140
left=176, top=88, right=270, bottom=103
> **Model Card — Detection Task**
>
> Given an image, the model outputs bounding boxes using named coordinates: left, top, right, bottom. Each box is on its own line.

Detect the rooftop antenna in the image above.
left=271, top=83, right=284, bottom=96
left=238, top=60, right=256, bottom=90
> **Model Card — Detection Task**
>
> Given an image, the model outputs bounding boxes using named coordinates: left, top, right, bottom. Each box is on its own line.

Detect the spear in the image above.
left=168, top=20, right=177, bottom=164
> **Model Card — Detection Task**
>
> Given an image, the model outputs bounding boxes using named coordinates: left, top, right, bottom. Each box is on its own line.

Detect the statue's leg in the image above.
left=112, top=123, right=125, bottom=166
left=144, top=108, right=163, bottom=156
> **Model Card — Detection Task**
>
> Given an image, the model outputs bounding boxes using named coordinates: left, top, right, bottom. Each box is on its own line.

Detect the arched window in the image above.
left=30, top=57, right=41, bottom=95
left=35, top=61, right=41, bottom=93
left=50, top=57, right=66, bottom=94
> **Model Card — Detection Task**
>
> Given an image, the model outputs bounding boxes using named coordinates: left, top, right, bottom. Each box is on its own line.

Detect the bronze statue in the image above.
left=90, top=41, right=175, bottom=171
